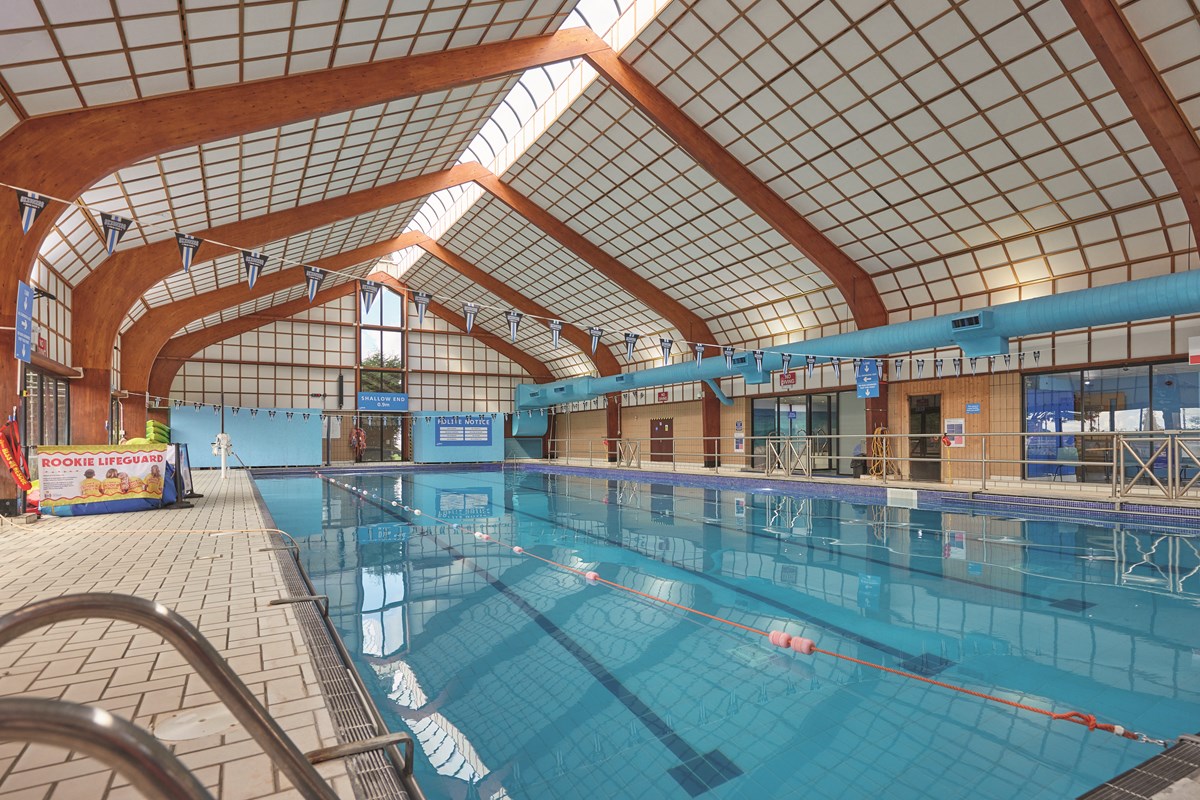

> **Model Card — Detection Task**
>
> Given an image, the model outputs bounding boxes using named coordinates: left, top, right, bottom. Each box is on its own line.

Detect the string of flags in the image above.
left=10, top=184, right=373, bottom=305
left=12, top=183, right=1049, bottom=378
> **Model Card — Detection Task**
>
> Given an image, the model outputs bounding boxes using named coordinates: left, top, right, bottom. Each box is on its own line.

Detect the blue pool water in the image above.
left=253, top=466, right=1200, bottom=799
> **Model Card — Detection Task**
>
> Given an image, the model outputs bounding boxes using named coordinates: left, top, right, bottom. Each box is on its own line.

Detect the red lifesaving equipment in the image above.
left=0, top=419, right=32, bottom=491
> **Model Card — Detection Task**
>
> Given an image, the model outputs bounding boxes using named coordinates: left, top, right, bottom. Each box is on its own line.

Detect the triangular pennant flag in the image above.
left=231, top=407, right=240, bottom=415
left=660, top=338, right=673, bottom=367
left=969, top=357, right=978, bottom=375
left=463, top=303, right=479, bottom=333
left=1018, top=352, right=1026, bottom=368
left=250, top=408, right=259, bottom=417
left=916, top=359, right=926, bottom=379
left=1033, top=350, right=1041, bottom=365
left=781, top=353, right=792, bottom=373
left=806, top=355, right=816, bottom=378
left=242, top=250, right=267, bottom=289
left=192, top=403, right=200, bottom=410
left=100, top=212, right=133, bottom=254
left=413, top=291, right=431, bottom=325
left=587, top=327, right=603, bottom=354
left=304, top=266, right=326, bottom=302
left=360, top=281, right=381, bottom=316
left=1003, top=354, right=1011, bottom=369
left=549, top=320, right=563, bottom=348
left=268, top=410, right=276, bottom=418
left=876, top=359, right=885, bottom=377
left=506, top=311, right=523, bottom=342
left=213, top=405, right=220, bottom=414
left=852, top=358, right=861, bottom=373
left=17, top=191, right=47, bottom=234
left=624, top=332, right=639, bottom=360
left=894, top=358, right=904, bottom=380
left=952, top=357, right=961, bottom=377
left=286, top=412, right=294, bottom=420
left=753, top=349, right=764, bottom=372
left=832, top=359, right=841, bottom=380
left=987, top=356, right=995, bottom=372
left=723, top=346, right=735, bottom=369
left=935, top=358, right=944, bottom=378
left=302, top=413, right=310, bottom=421
left=695, top=343, right=705, bottom=364
left=176, top=232, right=202, bottom=273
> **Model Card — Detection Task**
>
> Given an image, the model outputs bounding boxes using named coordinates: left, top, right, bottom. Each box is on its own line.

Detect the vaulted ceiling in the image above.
left=1, top=0, right=1197, bottom=382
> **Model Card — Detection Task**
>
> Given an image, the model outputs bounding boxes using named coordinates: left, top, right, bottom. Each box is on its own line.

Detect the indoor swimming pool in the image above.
left=253, top=466, right=1200, bottom=799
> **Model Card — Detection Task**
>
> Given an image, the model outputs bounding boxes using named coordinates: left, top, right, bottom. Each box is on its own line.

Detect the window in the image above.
left=1024, top=361, right=1199, bottom=481
left=22, top=368, right=70, bottom=447
left=357, top=287, right=406, bottom=459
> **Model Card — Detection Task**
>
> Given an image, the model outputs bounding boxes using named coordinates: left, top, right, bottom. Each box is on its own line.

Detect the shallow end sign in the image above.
left=358, top=392, right=409, bottom=411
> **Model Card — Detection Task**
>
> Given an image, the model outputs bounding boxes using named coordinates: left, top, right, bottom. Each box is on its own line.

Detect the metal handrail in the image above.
left=0, top=698, right=215, bottom=800
left=0, top=594, right=339, bottom=800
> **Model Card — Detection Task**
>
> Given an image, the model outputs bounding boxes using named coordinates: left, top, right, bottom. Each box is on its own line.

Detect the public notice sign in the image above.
left=38, top=444, right=170, bottom=515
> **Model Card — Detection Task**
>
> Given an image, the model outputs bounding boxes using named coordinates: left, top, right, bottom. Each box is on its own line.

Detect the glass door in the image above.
left=810, top=394, right=836, bottom=471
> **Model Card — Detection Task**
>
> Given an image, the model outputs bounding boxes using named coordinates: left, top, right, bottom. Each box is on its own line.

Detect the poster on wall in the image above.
left=945, top=418, right=965, bottom=447
left=38, top=444, right=173, bottom=516
left=734, top=420, right=745, bottom=454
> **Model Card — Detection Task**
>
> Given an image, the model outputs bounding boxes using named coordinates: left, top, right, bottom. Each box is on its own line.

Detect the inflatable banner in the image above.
left=38, top=444, right=173, bottom=516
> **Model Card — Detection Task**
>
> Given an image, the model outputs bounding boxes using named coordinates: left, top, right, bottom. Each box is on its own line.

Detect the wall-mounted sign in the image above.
left=657, top=391, right=668, bottom=402
left=779, top=371, right=796, bottom=386
left=966, top=402, right=981, bottom=415
left=358, top=392, right=409, bottom=411
left=435, top=415, right=492, bottom=447
left=945, top=417, right=965, bottom=447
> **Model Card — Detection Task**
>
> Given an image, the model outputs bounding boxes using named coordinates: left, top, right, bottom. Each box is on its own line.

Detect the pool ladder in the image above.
left=0, top=593, right=420, bottom=800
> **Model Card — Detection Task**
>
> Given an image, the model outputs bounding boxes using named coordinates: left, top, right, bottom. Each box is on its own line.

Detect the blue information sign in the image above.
left=856, top=358, right=880, bottom=399
left=966, top=402, right=982, bottom=415
left=787, top=410, right=797, bottom=420
left=357, top=392, right=408, bottom=411
left=14, top=281, right=33, bottom=363
left=435, top=415, right=493, bottom=447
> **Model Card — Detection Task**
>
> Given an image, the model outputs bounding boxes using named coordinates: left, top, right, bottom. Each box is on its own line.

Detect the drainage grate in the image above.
left=1079, top=735, right=1200, bottom=799
left=1049, top=598, right=1097, bottom=613
left=896, top=653, right=956, bottom=677
left=273, top=541, right=411, bottom=800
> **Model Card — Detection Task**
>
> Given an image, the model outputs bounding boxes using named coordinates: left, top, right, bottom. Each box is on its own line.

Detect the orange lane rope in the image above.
left=316, top=472, right=1171, bottom=748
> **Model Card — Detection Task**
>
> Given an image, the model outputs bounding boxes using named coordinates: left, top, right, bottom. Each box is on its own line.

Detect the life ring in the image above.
left=0, top=419, right=32, bottom=492
left=349, top=427, right=367, bottom=457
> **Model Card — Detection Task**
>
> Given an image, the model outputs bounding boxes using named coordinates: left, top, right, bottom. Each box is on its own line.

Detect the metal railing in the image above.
left=0, top=697, right=215, bottom=800
left=0, top=593, right=342, bottom=800
left=533, top=430, right=1200, bottom=501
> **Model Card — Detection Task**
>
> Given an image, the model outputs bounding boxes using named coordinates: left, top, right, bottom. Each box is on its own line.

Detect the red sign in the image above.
left=657, top=391, right=669, bottom=402
left=778, top=371, right=796, bottom=386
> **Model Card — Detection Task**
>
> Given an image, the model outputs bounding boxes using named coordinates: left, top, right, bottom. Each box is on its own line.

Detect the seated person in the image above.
left=851, top=440, right=867, bottom=476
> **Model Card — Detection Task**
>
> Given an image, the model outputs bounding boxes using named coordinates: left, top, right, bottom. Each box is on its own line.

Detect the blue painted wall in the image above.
left=412, top=412, right=504, bottom=463
left=169, top=406, right=323, bottom=467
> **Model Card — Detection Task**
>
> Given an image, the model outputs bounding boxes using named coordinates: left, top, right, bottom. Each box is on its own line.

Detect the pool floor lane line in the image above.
left=332, top=480, right=745, bottom=797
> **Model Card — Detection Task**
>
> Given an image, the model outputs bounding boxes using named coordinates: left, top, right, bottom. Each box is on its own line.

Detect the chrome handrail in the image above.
left=0, top=594, right=339, bottom=800
left=0, top=697, right=215, bottom=800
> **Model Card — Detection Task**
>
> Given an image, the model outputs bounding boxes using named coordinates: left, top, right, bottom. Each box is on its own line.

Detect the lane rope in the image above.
left=314, top=470, right=1172, bottom=748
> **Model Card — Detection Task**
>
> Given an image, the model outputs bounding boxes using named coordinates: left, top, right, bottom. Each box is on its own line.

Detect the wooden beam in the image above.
left=143, top=283, right=360, bottom=420
left=0, top=29, right=607, bottom=316
left=120, top=233, right=425, bottom=401
left=584, top=48, right=887, bottom=329
left=71, top=166, right=479, bottom=443
left=1062, top=0, right=1200, bottom=241
left=474, top=175, right=717, bottom=344
left=366, top=271, right=555, bottom=382
left=414, top=236, right=622, bottom=376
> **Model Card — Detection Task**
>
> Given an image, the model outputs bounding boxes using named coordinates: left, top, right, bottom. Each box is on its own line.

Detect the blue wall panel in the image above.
left=169, top=406, right=322, bottom=468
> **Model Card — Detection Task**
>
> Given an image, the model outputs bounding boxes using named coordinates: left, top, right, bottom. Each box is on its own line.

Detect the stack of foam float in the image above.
left=145, top=420, right=170, bottom=445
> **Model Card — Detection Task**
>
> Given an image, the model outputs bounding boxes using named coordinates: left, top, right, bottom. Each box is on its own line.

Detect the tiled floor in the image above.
left=0, top=470, right=356, bottom=799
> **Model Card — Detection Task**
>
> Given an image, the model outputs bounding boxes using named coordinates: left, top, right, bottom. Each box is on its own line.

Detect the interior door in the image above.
left=810, top=394, right=834, bottom=471
left=908, top=394, right=942, bottom=481
left=650, top=418, right=673, bottom=463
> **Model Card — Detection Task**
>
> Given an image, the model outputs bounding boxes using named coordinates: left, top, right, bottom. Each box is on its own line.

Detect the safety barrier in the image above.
left=535, top=430, right=1200, bottom=501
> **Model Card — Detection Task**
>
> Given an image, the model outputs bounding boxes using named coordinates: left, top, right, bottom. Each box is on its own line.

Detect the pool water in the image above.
left=254, top=466, right=1200, bottom=799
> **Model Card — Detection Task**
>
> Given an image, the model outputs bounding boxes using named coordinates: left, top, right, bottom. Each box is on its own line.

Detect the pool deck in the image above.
left=0, top=470, right=362, bottom=800
left=2, top=463, right=1197, bottom=800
